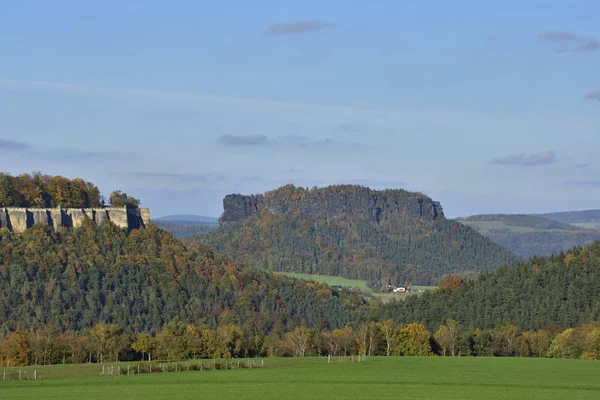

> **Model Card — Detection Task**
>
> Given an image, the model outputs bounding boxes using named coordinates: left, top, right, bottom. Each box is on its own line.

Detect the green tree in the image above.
left=109, top=191, right=140, bottom=208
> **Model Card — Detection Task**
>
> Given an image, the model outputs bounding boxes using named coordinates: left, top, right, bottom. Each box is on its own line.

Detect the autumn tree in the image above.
left=356, top=322, right=379, bottom=356
left=285, top=327, right=311, bottom=357
left=437, top=274, right=464, bottom=292
left=0, top=331, right=30, bottom=366
left=396, top=323, right=433, bottom=356
left=434, top=319, right=461, bottom=356
left=378, top=320, right=398, bottom=356
left=132, top=333, right=155, bottom=362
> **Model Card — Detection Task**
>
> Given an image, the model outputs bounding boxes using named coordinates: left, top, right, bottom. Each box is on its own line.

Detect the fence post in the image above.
left=127, top=366, right=130, bottom=375
left=262, top=359, right=264, bottom=368
left=19, top=370, right=21, bottom=381
left=3, top=370, right=5, bottom=382
left=34, top=370, right=37, bottom=380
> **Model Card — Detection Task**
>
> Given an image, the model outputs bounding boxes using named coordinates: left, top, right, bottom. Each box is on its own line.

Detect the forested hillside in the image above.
left=372, top=241, right=600, bottom=332
left=198, top=185, right=520, bottom=287
left=0, top=222, right=364, bottom=334
left=458, top=214, right=600, bottom=258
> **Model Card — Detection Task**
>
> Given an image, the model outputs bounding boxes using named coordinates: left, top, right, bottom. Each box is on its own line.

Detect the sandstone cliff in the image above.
left=0, top=207, right=150, bottom=233
left=219, top=184, right=444, bottom=225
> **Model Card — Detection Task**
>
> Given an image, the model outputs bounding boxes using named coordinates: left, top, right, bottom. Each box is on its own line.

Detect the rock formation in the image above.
left=0, top=207, right=150, bottom=233
left=219, top=185, right=444, bottom=225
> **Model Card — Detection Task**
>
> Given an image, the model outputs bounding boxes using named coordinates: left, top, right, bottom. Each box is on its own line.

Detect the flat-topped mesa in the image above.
left=0, top=207, right=150, bottom=233
left=219, top=185, right=444, bottom=225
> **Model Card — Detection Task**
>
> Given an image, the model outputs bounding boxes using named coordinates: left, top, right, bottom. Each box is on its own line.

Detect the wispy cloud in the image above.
left=282, top=168, right=307, bottom=174
left=537, top=31, right=599, bottom=52
left=217, top=134, right=269, bottom=146
left=127, top=172, right=214, bottom=182
left=217, top=134, right=366, bottom=149
left=489, top=151, right=557, bottom=167
left=587, top=90, right=600, bottom=101
left=264, top=20, right=332, bottom=36
left=570, top=163, right=589, bottom=169
left=0, top=138, right=32, bottom=151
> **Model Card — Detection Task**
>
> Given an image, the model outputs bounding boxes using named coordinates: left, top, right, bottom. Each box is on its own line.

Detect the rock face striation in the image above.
left=219, top=185, right=444, bottom=225
left=0, top=207, right=150, bottom=233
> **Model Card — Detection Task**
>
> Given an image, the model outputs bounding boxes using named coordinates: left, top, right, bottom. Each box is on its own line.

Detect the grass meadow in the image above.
left=280, top=272, right=435, bottom=303
left=2, top=357, right=599, bottom=400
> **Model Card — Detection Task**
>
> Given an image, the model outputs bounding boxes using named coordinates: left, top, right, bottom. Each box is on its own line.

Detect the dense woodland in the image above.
left=0, top=172, right=139, bottom=208
left=372, top=242, right=600, bottom=332
left=199, top=189, right=520, bottom=286
left=0, top=222, right=364, bottom=335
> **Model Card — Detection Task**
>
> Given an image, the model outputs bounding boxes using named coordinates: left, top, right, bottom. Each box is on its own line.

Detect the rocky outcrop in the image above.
left=0, top=207, right=150, bottom=233
left=219, top=185, right=444, bottom=225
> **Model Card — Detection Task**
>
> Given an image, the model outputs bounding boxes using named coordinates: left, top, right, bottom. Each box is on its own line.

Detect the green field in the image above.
left=281, top=273, right=374, bottom=294
left=2, top=357, right=600, bottom=399
left=281, top=273, right=435, bottom=303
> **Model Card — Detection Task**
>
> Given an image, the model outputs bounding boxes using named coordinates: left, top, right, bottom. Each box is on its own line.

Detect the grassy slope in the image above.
left=281, top=273, right=374, bottom=294
left=3, top=357, right=600, bottom=400
left=280, top=273, right=435, bottom=303
left=458, top=215, right=583, bottom=234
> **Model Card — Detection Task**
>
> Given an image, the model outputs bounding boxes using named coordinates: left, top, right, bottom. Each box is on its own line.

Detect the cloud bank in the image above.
left=537, top=31, right=599, bottom=52
left=489, top=151, right=557, bottom=167
left=0, top=138, right=32, bottom=151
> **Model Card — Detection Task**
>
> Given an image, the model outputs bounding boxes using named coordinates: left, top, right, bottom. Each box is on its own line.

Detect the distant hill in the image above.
left=196, top=184, right=520, bottom=287
left=458, top=213, right=600, bottom=259
left=154, top=215, right=218, bottom=223
left=460, top=214, right=581, bottom=232
left=373, top=241, right=600, bottom=332
left=154, top=220, right=218, bottom=238
left=533, top=210, right=600, bottom=230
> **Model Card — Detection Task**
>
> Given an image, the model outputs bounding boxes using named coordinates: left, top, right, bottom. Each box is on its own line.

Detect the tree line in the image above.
left=3, top=319, right=600, bottom=367
left=0, top=172, right=139, bottom=208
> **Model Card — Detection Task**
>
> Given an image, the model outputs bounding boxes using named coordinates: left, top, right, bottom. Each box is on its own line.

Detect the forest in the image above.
left=0, top=172, right=139, bottom=208
left=199, top=186, right=520, bottom=286
left=372, top=242, right=600, bottom=332
left=0, top=222, right=365, bottom=334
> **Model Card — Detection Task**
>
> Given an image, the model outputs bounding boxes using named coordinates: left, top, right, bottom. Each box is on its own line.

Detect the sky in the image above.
left=1, top=0, right=599, bottom=218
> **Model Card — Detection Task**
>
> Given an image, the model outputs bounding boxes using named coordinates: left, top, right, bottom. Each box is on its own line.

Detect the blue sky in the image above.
left=1, top=0, right=599, bottom=218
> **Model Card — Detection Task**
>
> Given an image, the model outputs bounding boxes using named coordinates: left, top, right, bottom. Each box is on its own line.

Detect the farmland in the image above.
left=280, top=273, right=435, bottom=302
left=2, top=357, right=599, bottom=399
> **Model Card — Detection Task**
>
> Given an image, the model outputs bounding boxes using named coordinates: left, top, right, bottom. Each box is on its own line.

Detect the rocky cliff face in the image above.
left=219, top=185, right=444, bottom=225
left=0, top=207, right=150, bottom=233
